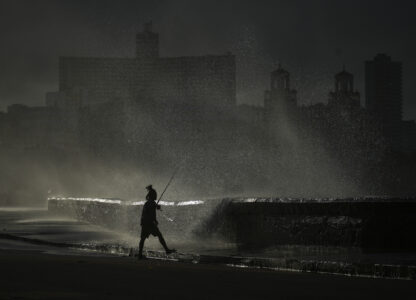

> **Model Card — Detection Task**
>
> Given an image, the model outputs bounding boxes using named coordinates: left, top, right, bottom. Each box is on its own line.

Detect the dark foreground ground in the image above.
left=0, top=250, right=415, bottom=300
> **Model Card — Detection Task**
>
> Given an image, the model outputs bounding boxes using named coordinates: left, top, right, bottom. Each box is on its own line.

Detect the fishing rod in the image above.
left=157, top=159, right=184, bottom=204
left=155, top=158, right=187, bottom=222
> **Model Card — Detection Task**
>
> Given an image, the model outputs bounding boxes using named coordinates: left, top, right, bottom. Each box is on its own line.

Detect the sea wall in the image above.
left=47, top=197, right=221, bottom=239
left=47, top=197, right=416, bottom=250
left=209, top=198, right=416, bottom=250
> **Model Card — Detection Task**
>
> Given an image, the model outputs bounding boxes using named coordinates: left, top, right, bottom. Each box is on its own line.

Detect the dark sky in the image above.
left=1, top=0, right=416, bottom=118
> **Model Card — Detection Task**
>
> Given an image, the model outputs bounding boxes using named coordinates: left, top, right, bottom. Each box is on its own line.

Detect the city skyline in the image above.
left=1, top=0, right=415, bottom=119
left=2, top=22, right=412, bottom=155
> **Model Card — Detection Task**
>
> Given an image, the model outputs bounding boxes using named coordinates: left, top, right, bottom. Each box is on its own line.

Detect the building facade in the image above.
left=365, top=53, right=403, bottom=148
left=328, top=67, right=360, bottom=114
left=52, top=22, right=236, bottom=110
left=264, top=65, right=297, bottom=136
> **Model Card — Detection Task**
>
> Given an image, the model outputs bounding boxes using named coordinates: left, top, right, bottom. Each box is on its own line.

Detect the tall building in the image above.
left=328, top=67, right=360, bottom=113
left=263, top=65, right=297, bottom=139
left=365, top=53, right=402, bottom=147
left=136, top=21, right=159, bottom=60
left=48, top=23, right=236, bottom=109
left=264, top=65, right=297, bottom=118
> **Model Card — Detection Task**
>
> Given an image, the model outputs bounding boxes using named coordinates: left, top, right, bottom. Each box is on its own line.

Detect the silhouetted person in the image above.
left=138, top=185, right=175, bottom=259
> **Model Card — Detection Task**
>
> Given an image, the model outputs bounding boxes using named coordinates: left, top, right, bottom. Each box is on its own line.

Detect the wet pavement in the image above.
left=1, top=207, right=416, bottom=279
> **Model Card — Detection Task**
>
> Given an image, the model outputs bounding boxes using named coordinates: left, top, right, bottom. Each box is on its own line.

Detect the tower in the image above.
left=136, top=21, right=159, bottom=60
left=328, top=67, right=360, bottom=111
left=365, top=53, right=402, bottom=147
left=264, top=64, right=297, bottom=115
left=264, top=65, right=298, bottom=136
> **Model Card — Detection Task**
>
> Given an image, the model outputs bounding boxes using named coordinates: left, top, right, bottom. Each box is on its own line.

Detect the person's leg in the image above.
left=156, top=230, right=169, bottom=252
left=138, top=226, right=148, bottom=258
left=138, top=237, right=145, bottom=257
left=152, top=226, right=176, bottom=254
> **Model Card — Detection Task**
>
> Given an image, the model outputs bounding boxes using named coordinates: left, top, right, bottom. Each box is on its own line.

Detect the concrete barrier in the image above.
left=47, top=197, right=221, bottom=240
left=47, top=197, right=416, bottom=250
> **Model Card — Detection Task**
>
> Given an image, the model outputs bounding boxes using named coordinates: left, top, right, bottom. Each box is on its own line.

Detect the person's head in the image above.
left=146, top=184, right=152, bottom=191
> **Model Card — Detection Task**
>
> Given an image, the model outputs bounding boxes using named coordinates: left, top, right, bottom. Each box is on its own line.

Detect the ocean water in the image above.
left=2, top=206, right=416, bottom=280
left=1, top=206, right=416, bottom=267
left=0, top=206, right=236, bottom=256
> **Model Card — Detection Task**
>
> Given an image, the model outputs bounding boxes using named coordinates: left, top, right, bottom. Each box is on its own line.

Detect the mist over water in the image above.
left=0, top=23, right=413, bottom=207
left=267, top=120, right=359, bottom=198
left=0, top=105, right=366, bottom=208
